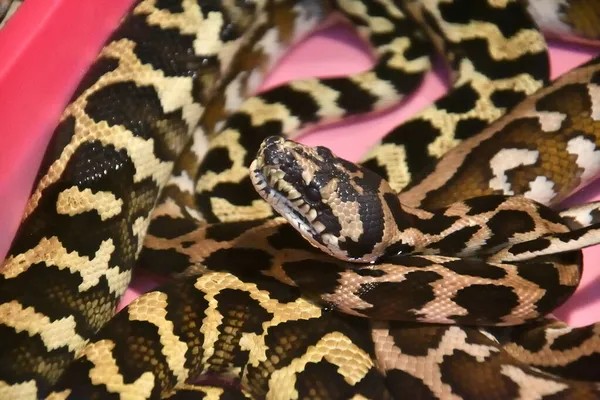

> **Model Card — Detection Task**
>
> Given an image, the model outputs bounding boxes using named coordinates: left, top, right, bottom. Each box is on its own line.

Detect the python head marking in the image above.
left=250, top=136, right=414, bottom=263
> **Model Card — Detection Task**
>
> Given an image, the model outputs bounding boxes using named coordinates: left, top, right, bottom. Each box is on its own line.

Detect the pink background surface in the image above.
left=0, top=0, right=599, bottom=327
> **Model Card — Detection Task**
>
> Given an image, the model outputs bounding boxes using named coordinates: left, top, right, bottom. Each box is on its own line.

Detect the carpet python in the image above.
left=1, top=0, right=600, bottom=398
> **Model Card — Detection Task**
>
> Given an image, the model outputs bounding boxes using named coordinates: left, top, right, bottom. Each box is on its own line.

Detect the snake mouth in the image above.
left=250, top=160, right=340, bottom=252
left=250, top=161, right=320, bottom=239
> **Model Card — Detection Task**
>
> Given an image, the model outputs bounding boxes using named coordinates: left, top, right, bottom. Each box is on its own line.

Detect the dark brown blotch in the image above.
left=148, top=216, right=199, bottom=239
left=443, top=259, right=507, bottom=280
left=452, top=284, right=519, bottom=323
left=354, top=271, right=443, bottom=320
left=387, top=321, right=448, bottom=357
left=205, top=219, right=267, bottom=242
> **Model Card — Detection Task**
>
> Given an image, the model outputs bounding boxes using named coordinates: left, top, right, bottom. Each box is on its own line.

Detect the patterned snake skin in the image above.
left=1, top=0, right=600, bottom=398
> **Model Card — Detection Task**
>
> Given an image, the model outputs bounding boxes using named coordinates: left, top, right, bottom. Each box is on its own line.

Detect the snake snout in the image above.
left=262, top=135, right=284, bottom=148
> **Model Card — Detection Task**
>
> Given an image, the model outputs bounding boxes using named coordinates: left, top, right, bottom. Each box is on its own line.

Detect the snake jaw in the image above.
left=250, top=160, right=321, bottom=240
left=250, top=157, right=343, bottom=259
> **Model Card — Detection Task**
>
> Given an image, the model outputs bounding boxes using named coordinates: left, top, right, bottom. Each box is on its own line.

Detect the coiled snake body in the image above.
left=2, top=0, right=600, bottom=398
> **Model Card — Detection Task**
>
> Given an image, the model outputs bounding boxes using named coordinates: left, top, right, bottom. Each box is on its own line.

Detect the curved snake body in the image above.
left=193, top=0, right=551, bottom=222
left=2, top=0, right=600, bottom=398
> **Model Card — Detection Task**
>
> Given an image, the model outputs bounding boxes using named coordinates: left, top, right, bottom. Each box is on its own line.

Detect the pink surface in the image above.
left=1, top=2, right=599, bottom=327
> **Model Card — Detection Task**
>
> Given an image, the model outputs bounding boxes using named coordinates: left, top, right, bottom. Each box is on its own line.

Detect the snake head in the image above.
left=250, top=136, right=412, bottom=263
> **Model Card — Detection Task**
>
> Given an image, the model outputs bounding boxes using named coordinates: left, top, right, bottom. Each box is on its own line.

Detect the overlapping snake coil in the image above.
left=1, top=0, right=600, bottom=398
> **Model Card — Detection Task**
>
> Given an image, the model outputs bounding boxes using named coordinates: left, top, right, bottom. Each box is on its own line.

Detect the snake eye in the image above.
left=306, top=184, right=322, bottom=203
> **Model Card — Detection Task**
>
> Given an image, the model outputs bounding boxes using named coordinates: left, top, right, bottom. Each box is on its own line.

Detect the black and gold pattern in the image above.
left=1, top=0, right=600, bottom=399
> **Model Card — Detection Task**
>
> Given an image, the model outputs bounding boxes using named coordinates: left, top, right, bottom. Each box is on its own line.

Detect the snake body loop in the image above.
left=2, top=0, right=600, bottom=398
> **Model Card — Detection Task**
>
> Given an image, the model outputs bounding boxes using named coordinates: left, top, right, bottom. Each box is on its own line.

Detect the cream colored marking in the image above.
left=168, top=171, right=196, bottom=195
left=507, top=323, right=600, bottom=366
left=423, top=3, right=546, bottom=60
left=301, top=170, right=312, bottom=186
left=46, top=389, right=71, bottom=400
left=289, top=79, right=345, bottom=119
left=192, top=11, right=225, bottom=56
left=135, top=0, right=204, bottom=35
left=420, top=263, right=545, bottom=325
left=399, top=63, right=600, bottom=208
left=28, top=122, right=175, bottom=219
left=0, top=380, right=39, bottom=400
left=244, top=29, right=284, bottom=94
left=321, top=266, right=401, bottom=314
left=427, top=61, right=543, bottom=160
left=500, top=365, right=568, bottom=398
left=567, top=136, right=600, bottom=181
left=150, top=197, right=187, bottom=219
left=105, top=266, right=133, bottom=297
left=556, top=262, right=582, bottom=287
left=80, top=340, right=155, bottom=399
left=372, top=323, right=499, bottom=400
left=2, top=237, right=115, bottom=291
left=202, top=387, right=228, bottom=400
left=479, top=328, right=501, bottom=343
left=268, top=332, right=374, bottom=393
left=324, top=255, right=545, bottom=325
left=191, top=127, right=210, bottom=160
left=379, top=37, right=431, bottom=73
left=23, top=38, right=204, bottom=218
left=0, top=301, right=86, bottom=352
left=209, top=197, right=273, bottom=222
left=489, top=245, right=581, bottom=286
left=560, top=202, right=600, bottom=227
left=338, top=0, right=394, bottom=33
left=238, top=332, right=267, bottom=364
left=224, top=72, right=250, bottom=113
left=128, top=292, right=190, bottom=385
left=488, top=0, right=512, bottom=7
left=588, top=83, right=600, bottom=120
left=241, top=97, right=301, bottom=131
left=246, top=69, right=268, bottom=100
left=527, top=0, right=573, bottom=38
left=363, top=143, right=410, bottom=192
left=495, top=230, right=600, bottom=267
left=536, top=111, right=567, bottom=131
left=373, top=0, right=405, bottom=18
left=196, top=272, right=322, bottom=367
left=56, top=187, right=123, bottom=221
left=215, top=10, right=269, bottom=77
left=489, top=148, right=539, bottom=194
left=0, top=0, right=22, bottom=29
left=525, top=176, right=557, bottom=205
left=185, top=205, right=205, bottom=222
left=351, top=71, right=399, bottom=108
left=332, top=199, right=364, bottom=243
left=197, top=129, right=285, bottom=195
left=102, top=127, right=175, bottom=184
left=244, top=0, right=327, bottom=95
left=133, top=215, right=152, bottom=256
left=103, top=40, right=201, bottom=124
